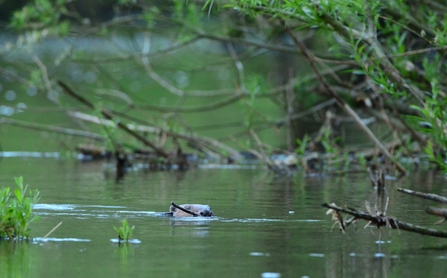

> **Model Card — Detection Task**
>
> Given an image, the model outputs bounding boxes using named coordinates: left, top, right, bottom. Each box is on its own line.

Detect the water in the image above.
left=1, top=157, right=447, bottom=277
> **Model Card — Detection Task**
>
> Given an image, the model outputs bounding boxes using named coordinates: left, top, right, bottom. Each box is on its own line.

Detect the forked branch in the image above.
left=322, top=203, right=447, bottom=238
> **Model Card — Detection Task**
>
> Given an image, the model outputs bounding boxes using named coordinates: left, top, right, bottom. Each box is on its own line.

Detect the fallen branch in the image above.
left=68, top=111, right=158, bottom=133
left=397, top=188, right=447, bottom=204
left=0, top=117, right=104, bottom=141
left=57, top=80, right=169, bottom=158
left=322, top=203, right=447, bottom=238
left=69, top=111, right=243, bottom=161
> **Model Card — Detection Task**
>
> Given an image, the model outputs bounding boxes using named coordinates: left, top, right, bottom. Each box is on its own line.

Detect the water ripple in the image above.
left=33, top=237, right=90, bottom=242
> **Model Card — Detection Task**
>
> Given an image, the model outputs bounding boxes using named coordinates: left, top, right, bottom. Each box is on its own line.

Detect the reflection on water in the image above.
left=33, top=237, right=90, bottom=242
left=110, top=238, right=141, bottom=244
left=0, top=151, right=61, bottom=158
left=1, top=158, right=447, bottom=277
left=0, top=241, right=31, bottom=278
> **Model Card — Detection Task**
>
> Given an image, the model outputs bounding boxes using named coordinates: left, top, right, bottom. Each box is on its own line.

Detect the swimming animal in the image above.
left=169, top=202, right=214, bottom=217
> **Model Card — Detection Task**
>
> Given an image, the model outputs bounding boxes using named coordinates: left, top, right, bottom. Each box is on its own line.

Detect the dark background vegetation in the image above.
left=1, top=0, right=446, bottom=176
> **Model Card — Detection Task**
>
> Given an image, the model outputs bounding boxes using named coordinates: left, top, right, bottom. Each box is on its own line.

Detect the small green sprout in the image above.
left=114, top=219, right=135, bottom=242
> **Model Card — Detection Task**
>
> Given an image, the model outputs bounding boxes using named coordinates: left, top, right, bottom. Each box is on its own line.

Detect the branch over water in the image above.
left=322, top=203, right=447, bottom=238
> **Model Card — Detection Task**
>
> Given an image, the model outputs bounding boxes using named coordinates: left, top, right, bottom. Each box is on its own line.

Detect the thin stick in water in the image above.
left=43, top=222, right=63, bottom=239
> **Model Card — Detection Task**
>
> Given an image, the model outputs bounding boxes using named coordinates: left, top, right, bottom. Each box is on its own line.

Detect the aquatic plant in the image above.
left=114, top=219, right=135, bottom=242
left=0, top=176, right=40, bottom=240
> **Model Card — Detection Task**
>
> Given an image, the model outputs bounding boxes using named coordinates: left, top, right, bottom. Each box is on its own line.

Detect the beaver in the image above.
left=169, top=203, right=214, bottom=217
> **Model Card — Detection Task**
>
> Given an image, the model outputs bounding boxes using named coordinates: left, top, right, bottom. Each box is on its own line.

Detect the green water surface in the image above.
left=0, top=158, right=447, bottom=278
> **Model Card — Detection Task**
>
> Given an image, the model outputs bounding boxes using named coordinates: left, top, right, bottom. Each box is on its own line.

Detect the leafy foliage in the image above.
left=10, top=0, right=70, bottom=35
left=228, top=0, right=447, bottom=171
left=0, top=177, right=40, bottom=240
left=114, top=219, right=135, bottom=242
left=3, top=0, right=447, bottom=174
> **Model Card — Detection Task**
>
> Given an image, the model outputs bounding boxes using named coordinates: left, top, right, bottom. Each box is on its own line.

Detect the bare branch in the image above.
left=397, top=188, right=447, bottom=204
left=68, top=110, right=243, bottom=161
left=283, top=23, right=407, bottom=175
left=322, top=203, right=447, bottom=238
left=0, top=117, right=104, bottom=141
left=57, top=80, right=170, bottom=158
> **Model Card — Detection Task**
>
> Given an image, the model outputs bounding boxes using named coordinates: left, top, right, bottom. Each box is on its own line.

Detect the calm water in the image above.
left=1, top=157, right=447, bottom=277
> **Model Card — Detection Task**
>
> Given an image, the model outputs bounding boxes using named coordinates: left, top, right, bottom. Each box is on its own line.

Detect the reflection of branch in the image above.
left=322, top=203, right=447, bottom=238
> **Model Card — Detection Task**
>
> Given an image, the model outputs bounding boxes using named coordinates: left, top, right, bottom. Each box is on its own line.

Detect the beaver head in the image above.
left=169, top=204, right=214, bottom=217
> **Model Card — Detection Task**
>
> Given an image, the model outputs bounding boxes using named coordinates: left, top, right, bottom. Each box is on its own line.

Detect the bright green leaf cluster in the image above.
left=0, top=177, right=40, bottom=240
left=114, top=219, right=135, bottom=242
left=10, top=0, right=70, bottom=36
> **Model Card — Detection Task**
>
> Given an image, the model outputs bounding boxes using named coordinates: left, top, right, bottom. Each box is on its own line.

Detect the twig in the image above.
left=33, top=56, right=53, bottom=98
left=43, top=222, right=63, bottom=239
left=74, top=36, right=200, bottom=64
left=397, top=188, right=447, bottom=204
left=171, top=202, right=199, bottom=217
left=137, top=94, right=243, bottom=113
left=0, top=66, right=31, bottom=85
left=322, top=203, right=447, bottom=238
left=249, top=129, right=282, bottom=173
left=285, top=68, right=294, bottom=151
left=319, top=11, right=424, bottom=104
